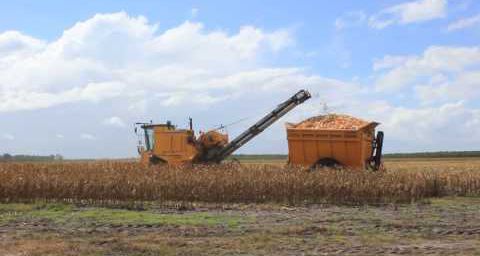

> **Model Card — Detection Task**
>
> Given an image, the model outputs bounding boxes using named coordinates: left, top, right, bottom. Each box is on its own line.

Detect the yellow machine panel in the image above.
left=138, top=124, right=198, bottom=165
left=152, top=128, right=198, bottom=165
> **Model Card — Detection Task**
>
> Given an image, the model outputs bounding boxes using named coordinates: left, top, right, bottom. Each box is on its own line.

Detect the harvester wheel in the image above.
left=149, top=155, right=166, bottom=165
left=312, top=158, right=341, bottom=170
left=373, top=131, right=384, bottom=171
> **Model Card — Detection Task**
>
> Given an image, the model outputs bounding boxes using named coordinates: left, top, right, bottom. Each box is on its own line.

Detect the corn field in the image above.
left=1, top=161, right=480, bottom=205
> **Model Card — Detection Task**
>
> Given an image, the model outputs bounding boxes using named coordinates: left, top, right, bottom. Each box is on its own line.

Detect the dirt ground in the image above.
left=1, top=196, right=480, bottom=256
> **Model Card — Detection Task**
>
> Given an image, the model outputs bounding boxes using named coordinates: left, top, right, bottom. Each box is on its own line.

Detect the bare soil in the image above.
left=1, top=197, right=480, bottom=255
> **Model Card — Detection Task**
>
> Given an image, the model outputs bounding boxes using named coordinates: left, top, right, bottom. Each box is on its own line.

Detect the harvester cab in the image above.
left=134, top=89, right=312, bottom=165
left=134, top=121, right=198, bottom=165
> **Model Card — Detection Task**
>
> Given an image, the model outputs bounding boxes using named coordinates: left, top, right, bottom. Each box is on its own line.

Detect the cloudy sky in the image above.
left=0, top=0, right=479, bottom=158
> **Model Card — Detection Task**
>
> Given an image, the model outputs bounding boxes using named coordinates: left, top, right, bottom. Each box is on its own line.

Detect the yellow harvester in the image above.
left=135, top=90, right=311, bottom=165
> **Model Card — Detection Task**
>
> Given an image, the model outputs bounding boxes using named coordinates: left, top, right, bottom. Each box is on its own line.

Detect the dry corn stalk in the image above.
left=1, top=161, right=479, bottom=205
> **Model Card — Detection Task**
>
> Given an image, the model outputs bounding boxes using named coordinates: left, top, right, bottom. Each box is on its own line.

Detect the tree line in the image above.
left=230, top=151, right=480, bottom=160
left=384, top=151, right=480, bottom=158
left=0, top=154, right=64, bottom=162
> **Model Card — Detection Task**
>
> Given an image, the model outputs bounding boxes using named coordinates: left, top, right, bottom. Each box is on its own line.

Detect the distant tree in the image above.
left=384, top=151, right=480, bottom=158
left=0, top=153, right=65, bottom=162
left=2, top=153, right=12, bottom=161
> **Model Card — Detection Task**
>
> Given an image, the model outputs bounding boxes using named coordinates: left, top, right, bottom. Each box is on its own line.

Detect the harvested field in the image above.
left=1, top=161, right=480, bottom=205
left=2, top=197, right=480, bottom=256
left=1, top=158, right=480, bottom=255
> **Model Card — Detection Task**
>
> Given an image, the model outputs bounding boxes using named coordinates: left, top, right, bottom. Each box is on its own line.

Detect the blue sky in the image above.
left=0, top=0, right=479, bottom=158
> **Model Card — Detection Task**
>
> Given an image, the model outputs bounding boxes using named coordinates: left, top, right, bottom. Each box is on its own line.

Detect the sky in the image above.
left=0, top=0, right=479, bottom=158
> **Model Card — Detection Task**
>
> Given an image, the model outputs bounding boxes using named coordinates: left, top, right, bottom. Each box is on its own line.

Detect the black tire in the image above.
left=149, top=155, right=166, bottom=165
left=312, top=157, right=341, bottom=170
left=373, top=131, right=384, bottom=171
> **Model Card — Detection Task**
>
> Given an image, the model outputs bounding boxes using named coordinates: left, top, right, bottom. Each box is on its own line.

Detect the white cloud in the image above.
left=0, top=31, right=46, bottom=55
left=447, top=13, right=480, bottom=31
left=0, top=81, right=126, bottom=112
left=366, top=45, right=480, bottom=151
left=366, top=46, right=480, bottom=151
left=369, top=0, right=447, bottom=29
left=56, top=134, right=65, bottom=139
left=415, top=70, right=480, bottom=104
left=103, top=116, right=126, bottom=127
left=1, top=11, right=479, bottom=155
left=80, top=133, right=96, bottom=140
left=366, top=101, right=480, bottom=150
left=0, top=31, right=46, bottom=70
left=0, top=12, right=296, bottom=113
left=373, top=55, right=414, bottom=71
left=191, top=8, right=199, bottom=18
left=2, top=134, right=15, bottom=140
left=374, top=46, right=480, bottom=95
left=335, top=11, right=367, bottom=30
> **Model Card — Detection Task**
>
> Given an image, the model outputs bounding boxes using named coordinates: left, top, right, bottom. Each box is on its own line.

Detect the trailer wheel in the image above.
left=312, top=158, right=341, bottom=170
left=373, top=131, right=384, bottom=171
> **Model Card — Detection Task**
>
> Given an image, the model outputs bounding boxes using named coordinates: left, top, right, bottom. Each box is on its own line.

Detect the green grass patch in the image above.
left=429, top=197, right=480, bottom=210
left=0, top=202, right=249, bottom=228
left=357, top=231, right=397, bottom=245
left=75, top=208, right=244, bottom=227
left=0, top=202, right=53, bottom=224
